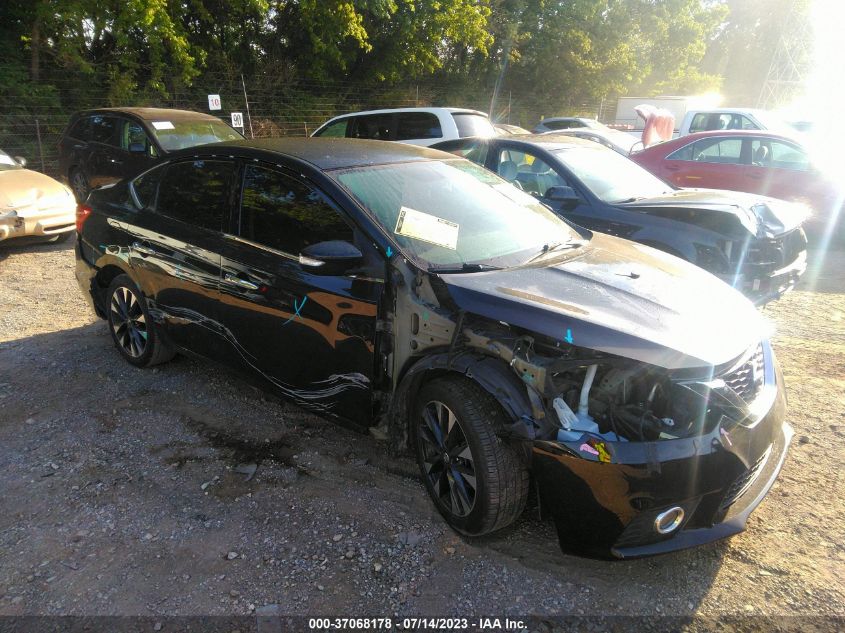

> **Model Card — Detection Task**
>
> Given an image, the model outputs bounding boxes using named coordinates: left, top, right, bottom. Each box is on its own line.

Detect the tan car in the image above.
left=0, top=150, right=76, bottom=243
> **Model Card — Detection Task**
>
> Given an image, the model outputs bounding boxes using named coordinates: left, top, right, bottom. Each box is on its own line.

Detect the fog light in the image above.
left=654, top=506, right=685, bottom=534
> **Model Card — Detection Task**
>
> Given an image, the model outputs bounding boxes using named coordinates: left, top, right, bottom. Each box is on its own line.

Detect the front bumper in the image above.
left=531, top=341, right=791, bottom=559
left=0, top=205, right=76, bottom=242
left=719, top=228, right=808, bottom=305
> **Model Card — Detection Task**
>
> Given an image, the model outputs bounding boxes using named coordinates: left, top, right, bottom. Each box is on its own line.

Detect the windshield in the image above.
left=452, top=113, right=495, bottom=138
left=150, top=119, right=243, bottom=152
left=554, top=146, right=672, bottom=203
left=333, top=159, right=580, bottom=270
left=0, top=150, right=21, bottom=171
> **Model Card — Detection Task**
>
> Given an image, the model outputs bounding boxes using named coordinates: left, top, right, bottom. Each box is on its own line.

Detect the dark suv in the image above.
left=59, top=107, right=243, bottom=201
left=74, top=138, right=791, bottom=558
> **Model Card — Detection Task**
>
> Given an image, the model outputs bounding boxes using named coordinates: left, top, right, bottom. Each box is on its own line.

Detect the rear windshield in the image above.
left=149, top=119, right=243, bottom=152
left=452, top=113, right=495, bottom=138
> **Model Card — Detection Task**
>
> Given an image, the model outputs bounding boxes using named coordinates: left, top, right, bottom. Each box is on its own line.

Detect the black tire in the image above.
left=412, top=376, right=529, bottom=536
left=50, top=231, right=72, bottom=244
left=105, top=274, right=174, bottom=368
left=69, top=168, right=89, bottom=203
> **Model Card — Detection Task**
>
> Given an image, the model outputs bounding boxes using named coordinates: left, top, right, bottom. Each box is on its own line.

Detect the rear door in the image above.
left=86, top=114, right=123, bottom=188
left=123, top=157, right=237, bottom=355
left=663, top=136, right=748, bottom=189
left=217, top=161, right=384, bottom=424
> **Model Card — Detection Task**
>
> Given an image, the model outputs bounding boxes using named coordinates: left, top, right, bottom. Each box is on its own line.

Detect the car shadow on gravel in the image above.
left=0, top=236, right=72, bottom=262
left=0, top=322, right=731, bottom=615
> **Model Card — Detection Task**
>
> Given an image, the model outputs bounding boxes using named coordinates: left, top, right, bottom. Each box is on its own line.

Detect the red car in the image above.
left=631, top=130, right=843, bottom=237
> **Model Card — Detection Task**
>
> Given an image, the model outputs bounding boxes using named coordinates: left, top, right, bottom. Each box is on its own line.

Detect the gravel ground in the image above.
left=0, top=239, right=843, bottom=625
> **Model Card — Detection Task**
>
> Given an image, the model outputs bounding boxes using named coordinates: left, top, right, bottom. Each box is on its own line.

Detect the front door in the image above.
left=218, top=161, right=384, bottom=425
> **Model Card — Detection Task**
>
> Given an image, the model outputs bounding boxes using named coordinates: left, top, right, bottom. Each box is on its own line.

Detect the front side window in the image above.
left=396, top=113, right=443, bottom=140
left=120, top=119, right=156, bottom=156
left=69, top=118, right=91, bottom=141
left=351, top=114, right=394, bottom=140
left=688, top=113, right=710, bottom=133
left=334, top=159, right=580, bottom=270
left=239, top=164, right=352, bottom=255
left=315, top=119, right=349, bottom=138
left=150, top=119, right=242, bottom=152
left=452, top=113, right=495, bottom=138
left=89, top=116, right=117, bottom=145
left=752, top=139, right=810, bottom=171
left=155, top=159, right=236, bottom=231
left=496, top=148, right=567, bottom=196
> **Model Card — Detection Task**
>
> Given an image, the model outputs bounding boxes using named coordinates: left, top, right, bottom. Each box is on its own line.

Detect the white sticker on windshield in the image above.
left=152, top=121, right=175, bottom=130
left=395, top=206, right=459, bottom=250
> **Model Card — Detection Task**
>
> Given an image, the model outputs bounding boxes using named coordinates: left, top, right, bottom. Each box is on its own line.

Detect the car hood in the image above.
left=441, top=233, right=765, bottom=370
left=619, top=188, right=807, bottom=238
left=0, top=169, right=74, bottom=213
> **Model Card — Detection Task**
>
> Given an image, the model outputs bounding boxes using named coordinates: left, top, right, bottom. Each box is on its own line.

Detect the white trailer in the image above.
left=614, top=95, right=721, bottom=133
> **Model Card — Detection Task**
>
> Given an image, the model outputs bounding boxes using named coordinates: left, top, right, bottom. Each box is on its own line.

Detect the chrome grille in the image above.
left=719, top=445, right=772, bottom=511
left=721, top=344, right=765, bottom=401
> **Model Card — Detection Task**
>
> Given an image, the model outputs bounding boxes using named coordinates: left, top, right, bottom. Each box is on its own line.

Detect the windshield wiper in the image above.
left=427, top=262, right=502, bottom=274
left=522, top=240, right=583, bottom=265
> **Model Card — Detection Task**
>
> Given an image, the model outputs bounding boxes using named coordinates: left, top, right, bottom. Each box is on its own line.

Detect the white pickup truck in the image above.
left=677, top=108, right=790, bottom=137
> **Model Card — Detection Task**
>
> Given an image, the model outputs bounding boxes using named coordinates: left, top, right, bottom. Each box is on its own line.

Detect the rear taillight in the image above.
left=76, top=204, right=92, bottom=232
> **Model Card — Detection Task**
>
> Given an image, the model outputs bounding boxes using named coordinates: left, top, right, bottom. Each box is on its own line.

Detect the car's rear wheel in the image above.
left=106, top=275, right=174, bottom=368
left=69, top=168, right=89, bottom=203
left=412, top=377, right=529, bottom=536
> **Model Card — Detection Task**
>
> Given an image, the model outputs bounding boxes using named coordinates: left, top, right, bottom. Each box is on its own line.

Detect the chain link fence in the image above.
left=0, top=67, right=610, bottom=180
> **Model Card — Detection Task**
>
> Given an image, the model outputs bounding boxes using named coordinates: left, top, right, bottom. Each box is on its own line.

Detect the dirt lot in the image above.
left=0, top=239, right=843, bottom=626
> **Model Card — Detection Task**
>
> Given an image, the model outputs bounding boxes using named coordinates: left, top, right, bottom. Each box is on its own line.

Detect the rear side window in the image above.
left=315, top=119, right=349, bottom=138
left=688, top=113, right=712, bottom=133
left=156, top=159, right=236, bottom=231
left=395, top=113, right=442, bottom=140
left=89, top=116, right=117, bottom=145
left=130, top=167, right=163, bottom=209
left=692, top=138, right=743, bottom=164
left=68, top=117, right=91, bottom=141
left=667, top=142, right=695, bottom=161
left=452, top=113, right=495, bottom=138
left=351, top=114, right=395, bottom=140
left=239, top=164, right=352, bottom=255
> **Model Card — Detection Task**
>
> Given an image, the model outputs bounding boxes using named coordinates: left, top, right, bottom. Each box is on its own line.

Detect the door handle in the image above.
left=747, top=173, right=763, bottom=179
left=664, top=165, right=680, bottom=171
left=224, top=273, right=259, bottom=290
left=132, top=241, right=157, bottom=256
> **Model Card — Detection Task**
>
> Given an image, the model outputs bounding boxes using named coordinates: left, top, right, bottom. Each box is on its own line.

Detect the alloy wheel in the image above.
left=417, top=400, right=477, bottom=517
left=110, top=286, right=148, bottom=358
left=71, top=171, right=88, bottom=200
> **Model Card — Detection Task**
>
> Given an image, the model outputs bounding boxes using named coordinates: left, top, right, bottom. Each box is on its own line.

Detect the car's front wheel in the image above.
left=412, top=377, right=529, bottom=536
left=106, top=275, right=174, bottom=368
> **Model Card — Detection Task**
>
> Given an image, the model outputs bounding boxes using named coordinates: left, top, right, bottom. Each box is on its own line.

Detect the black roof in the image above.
left=493, top=133, right=596, bottom=151
left=184, top=137, right=453, bottom=171
left=79, top=107, right=223, bottom=122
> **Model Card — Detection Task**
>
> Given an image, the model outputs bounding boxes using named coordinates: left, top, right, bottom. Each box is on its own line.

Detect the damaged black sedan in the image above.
left=433, top=134, right=808, bottom=305
left=74, top=138, right=792, bottom=558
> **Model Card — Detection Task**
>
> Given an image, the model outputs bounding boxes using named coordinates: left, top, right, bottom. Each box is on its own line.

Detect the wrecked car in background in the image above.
left=74, top=138, right=792, bottom=558
left=433, top=134, right=809, bottom=305
left=0, top=149, right=76, bottom=243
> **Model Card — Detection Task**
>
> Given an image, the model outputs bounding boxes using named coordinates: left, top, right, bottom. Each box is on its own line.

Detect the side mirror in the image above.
left=13, top=156, right=26, bottom=167
left=299, top=240, right=362, bottom=276
left=545, top=185, right=580, bottom=206
left=128, top=142, right=146, bottom=154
